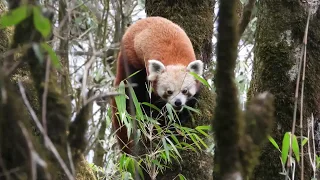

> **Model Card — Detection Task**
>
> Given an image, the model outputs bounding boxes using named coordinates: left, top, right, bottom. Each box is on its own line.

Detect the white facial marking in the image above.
left=186, top=60, right=204, bottom=76
left=169, top=93, right=187, bottom=109
left=147, top=59, right=166, bottom=81
left=153, top=64, right=200, bottom=108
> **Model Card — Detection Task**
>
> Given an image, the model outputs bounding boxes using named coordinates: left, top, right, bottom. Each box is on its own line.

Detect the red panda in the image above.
left=111, top=16, right=204, bottom=154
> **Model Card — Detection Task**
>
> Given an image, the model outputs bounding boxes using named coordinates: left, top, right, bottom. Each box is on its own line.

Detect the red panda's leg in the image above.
left=112, top=52, right=133, bottom=154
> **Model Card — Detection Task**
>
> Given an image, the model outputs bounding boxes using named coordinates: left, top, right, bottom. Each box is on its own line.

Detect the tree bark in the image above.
left=93, top=109, right=107, bottom=166
left=248, top=1, right=320, bottom=179
left=0, top=1, right=96, bottom=179
left=144, top=1, right=215, bottom=180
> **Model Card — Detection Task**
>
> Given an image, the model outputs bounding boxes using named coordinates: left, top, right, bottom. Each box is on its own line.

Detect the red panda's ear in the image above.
left=187, top=60, right=204, bottom=76
left=147, top=59, right=166, bottom=81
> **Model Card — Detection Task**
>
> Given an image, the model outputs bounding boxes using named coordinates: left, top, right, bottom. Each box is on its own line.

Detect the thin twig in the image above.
left=84, top=92, right=121, bottom=107
left=80, top=32, right=97, bottom=104
left=0, top=43, right=33, bottom=60
left=238, top=0, right=256, bottom=38
left=18, top=122, right=49, bottom=180
left=307, top=114, right=316, bottom=177
left=18, top=81, right=75, bottom=180
left=42, top=58, right=51, bottom=147
left=287, top=6, right=311, bottom=180
left=311, top=114, right=316, bottom=178
left=67, top=142, right=75, bottom=176
left=299, top=8, right=311, bottom=180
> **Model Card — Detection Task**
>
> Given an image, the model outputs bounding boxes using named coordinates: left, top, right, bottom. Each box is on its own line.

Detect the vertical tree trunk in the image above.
left=0, top=1, right=96, bottom=179
left=144, top=1, right=215, bottom=180
left=213, top=0, right=243, bottom=179
left=248, top=1, right=320, bottom=179
left=58, top=0, right=72, bottom=99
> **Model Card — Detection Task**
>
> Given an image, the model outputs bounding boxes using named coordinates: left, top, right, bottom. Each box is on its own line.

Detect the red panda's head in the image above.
left=147, top=60, right=204, bottom=111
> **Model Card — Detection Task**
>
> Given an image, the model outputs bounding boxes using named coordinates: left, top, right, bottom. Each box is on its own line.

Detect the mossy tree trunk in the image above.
left=248, top=1, right=320, bottom=179
left=144, top=1, right=215, bottom=180
left=213, top=0, right=275, bottom=179
left=0, top=1, right=96, bottom=179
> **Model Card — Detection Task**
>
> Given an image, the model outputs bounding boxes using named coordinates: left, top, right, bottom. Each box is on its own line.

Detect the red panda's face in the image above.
left=147, top=60, right=204, bottom=111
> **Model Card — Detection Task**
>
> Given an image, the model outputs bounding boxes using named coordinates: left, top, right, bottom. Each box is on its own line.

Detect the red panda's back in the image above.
left=121, top=17, right=196, bottom=68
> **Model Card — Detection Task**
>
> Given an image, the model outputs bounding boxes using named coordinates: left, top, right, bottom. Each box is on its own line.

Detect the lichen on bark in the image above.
left=248, top=1, right=320, bottom=179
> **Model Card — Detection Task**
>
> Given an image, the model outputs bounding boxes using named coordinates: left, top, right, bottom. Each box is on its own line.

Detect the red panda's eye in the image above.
left=167, top=90, right=173, bottom=95
left=182, top=89, right=188, bottom=94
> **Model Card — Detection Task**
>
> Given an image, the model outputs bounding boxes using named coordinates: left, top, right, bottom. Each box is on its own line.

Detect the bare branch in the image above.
left=238, top=0, right=256, bottom=37
left=18, top=122, right=50, bottom=180
left=41, top=57, right=51, bottom=145
left=18, top=81, right=75, bottom=180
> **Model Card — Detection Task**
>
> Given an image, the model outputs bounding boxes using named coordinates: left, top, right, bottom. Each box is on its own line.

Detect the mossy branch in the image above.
left=240, top=92, right=274, bottom=178
left=214, top=0, right=242, bottom=179
left=0, top=1, right=96, bottom=179
left=0, top=78, right=36, bottom=178
left=68, top=89, right=94, bottom=163
left=214, top=1, right=274, bottom=179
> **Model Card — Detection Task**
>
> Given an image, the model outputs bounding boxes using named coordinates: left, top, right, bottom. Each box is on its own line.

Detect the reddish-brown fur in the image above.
left=111, top=17, right=197, bottom=154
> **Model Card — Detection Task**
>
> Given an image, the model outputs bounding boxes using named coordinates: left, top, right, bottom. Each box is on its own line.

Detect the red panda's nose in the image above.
left=174, top=99, right=182, bottom=107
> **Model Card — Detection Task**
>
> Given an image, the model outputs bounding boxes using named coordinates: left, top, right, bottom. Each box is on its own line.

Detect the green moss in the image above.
left=248, top=1, right=320, bottom=179
left=75, top=156, right=97, bottom=180
left=213, top=0, right=244, bottom=178
left=0, top=1, right=94, bottom=179
left=241, top=93, right=274, bottom=178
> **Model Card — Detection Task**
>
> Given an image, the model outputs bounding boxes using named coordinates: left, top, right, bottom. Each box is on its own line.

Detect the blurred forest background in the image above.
left=1, top=0, right=320, bottom=180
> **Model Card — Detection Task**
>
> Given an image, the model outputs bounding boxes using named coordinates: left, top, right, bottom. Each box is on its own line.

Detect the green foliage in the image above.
left=291, top=134, right=299, bottom=163
left=268, top=132, right=309, bottom=166
left=0, top=5, right=59, bottom=69
left=113, top=75, right=211, bottom=179
left=316, top=155, right=320, bottom=169
left=0, top=5, right=51, bottom=38
left=32, top=7, right=51, bottom=38
left=88, top=163, right=108, bottom=179
left=281, top=132, right=290, bottom=165
left=0, top=5, right=28, bottom=28
left=119, top=154, right=144, bottom=180
left=32, top=42, right=61, bottom=69
left=114, top=81, right=132, bottom=139
left=177, top=174, right=186, bottom=180
left=190, top=72, right=211, bottom=89
left=41, top=43, right=60, bottom=68
left=268, top=135, right=280, bottom=152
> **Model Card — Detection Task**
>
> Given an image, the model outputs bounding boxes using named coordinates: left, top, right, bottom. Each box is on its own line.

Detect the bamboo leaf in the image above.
left=0, top=5, right=29, bottom=28
left=292, top=134, right=300, bottom=162
left=162, top=137, right=171, bottom=162
left=268, top=135, right=280, bottom=151
left=189, top=71, right=210, bottom=88
left=33, top=7, right=51, bottom=38
left=281, top=132, right=290, bottom=165
left=41, top=43, right=60, bottom=68
left=302, top=137, right=308, bottom=147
